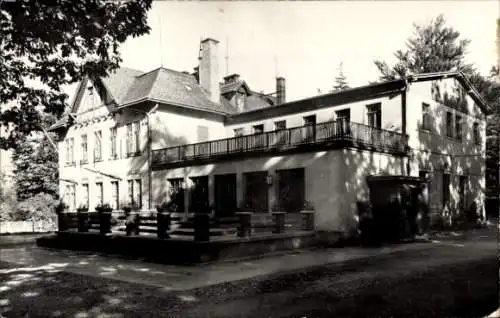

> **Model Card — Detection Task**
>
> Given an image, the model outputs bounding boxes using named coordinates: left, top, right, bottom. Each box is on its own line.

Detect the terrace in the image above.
left=152, top=120, right=409, bottom=168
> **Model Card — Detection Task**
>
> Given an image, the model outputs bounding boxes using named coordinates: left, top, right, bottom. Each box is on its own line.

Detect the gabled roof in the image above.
left=220, top=80, right=251, bottom=95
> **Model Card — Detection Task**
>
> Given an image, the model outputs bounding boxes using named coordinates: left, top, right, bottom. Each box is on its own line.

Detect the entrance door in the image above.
left=244, top=171, right=268, bottom=212
left=189, top=176, right=209, bottom=213
left=214, top=174, right=237, bottom=217
left=277, top=168, right=305, bottom=212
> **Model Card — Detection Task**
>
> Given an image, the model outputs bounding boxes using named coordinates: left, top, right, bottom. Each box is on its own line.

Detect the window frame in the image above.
left=421, top=103, right=431, bottom=131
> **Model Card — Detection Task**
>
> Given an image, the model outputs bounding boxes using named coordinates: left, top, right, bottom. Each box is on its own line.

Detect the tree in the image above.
left=333, top=62, right=350, bottom=91
left=0, top=0, right=152, bottom=150
left=12, top=114, right=59, bottom=201
left=374, top=15, right=474, bottom=81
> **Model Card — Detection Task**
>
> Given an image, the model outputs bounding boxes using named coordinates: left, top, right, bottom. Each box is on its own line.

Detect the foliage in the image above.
left=12, top=114, right=59, bottom=201
left=95, top=203, right=113, bottom=213
left=77, top=204, right=89, bottom=213
left=373, top=15, right=473, bottom=81
left=303, top=200, right=315, bottom=211
left=0, top=171, right=18, bottom=220
left=332, top=62, right=350, bottom=91
left=15, top=193, right=58, bottom=222
left=0, top=0, right=152, bottom=150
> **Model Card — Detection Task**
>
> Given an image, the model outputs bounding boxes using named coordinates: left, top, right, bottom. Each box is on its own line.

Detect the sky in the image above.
left=102, top=0, right=500, bottom=103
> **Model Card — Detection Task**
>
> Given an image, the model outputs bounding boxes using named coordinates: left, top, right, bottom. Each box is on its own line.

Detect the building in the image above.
left=50, top=38, right=488, bottom=235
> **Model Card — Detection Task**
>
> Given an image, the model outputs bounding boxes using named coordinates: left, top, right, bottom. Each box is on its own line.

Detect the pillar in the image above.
left=236, top=172, right=244, bottom=208
left=268, top=170, right=277, bottom=213
left=208, top=174, right=215, bottom=207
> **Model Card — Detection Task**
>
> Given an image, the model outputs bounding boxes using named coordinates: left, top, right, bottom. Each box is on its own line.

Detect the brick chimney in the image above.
left=199, top=38, right=220, bottom=103
left=276, top=77, right=286, bottom=105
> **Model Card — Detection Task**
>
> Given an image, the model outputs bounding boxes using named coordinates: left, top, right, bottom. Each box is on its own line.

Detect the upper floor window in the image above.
left=94, top=130, right=102, bottom=162
left=473, top=122, right=481, bottom=145
left=126, top=122, right=141, bottom=157
left=234, top=128, right=244, bottom=137
left=446, top=112, right=453, bottom=137
left=275, top=120, right=286, bottom=130
left=81, top=135, right=88, bottom=164
left=110, top=127, right=117, bottom=159
left=366, top=103, right=381, bottom=129
left=253, top=124, right=264, bottom=134
left=455, top=114, right=462, bottom=141
left=336, top=109, right=350, bottom=122
left=65, top=137, right=75, bottom=166
left=421, top=103, right=431, bottom=130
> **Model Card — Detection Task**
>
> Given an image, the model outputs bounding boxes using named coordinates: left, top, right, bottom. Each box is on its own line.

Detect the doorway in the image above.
left=214, top=174, right=237, bottom=217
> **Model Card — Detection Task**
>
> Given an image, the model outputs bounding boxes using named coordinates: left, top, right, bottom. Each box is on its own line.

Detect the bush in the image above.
left=15, top=193, right=57, bottom=222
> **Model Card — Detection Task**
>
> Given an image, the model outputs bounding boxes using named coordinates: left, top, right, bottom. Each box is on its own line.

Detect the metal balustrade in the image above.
left=152, top=120, right=408, bottom=165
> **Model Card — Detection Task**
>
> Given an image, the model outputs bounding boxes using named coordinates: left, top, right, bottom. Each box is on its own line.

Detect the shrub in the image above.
left=15, top=193, right=57, bottom=222
left=303, top=200, right=315, bottom=211
left=95, top=203, right=113, bottom=213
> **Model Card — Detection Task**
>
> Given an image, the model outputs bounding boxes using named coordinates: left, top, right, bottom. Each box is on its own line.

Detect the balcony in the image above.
left=152, top=120, right=408, bottom=168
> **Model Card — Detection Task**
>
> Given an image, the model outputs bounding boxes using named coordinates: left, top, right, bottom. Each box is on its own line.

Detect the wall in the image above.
left=152, top=148, right=405, bottom=233
left=225, top=94, right=403, bottom=136
left=0, top=220, right=57, bottom=234
left=406, top=78, right=487, bottom=220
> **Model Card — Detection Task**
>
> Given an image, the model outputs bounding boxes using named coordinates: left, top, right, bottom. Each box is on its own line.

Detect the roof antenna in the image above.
left=158, top=11, right=164, bottom=67
left=225, top=37, right=229, bottom=76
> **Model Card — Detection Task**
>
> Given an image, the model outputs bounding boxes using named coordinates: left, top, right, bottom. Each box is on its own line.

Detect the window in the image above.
left=82, top=184, right=89, bottom=208
left=94, top=130, right=102, bottom=162
left=127, top=179, right=142, bottom=208
left=274, top=120, right=286, bottom=130
left=110, top=127, right=117, bottom=159
left=442, top=173, right=450, bottom=207
left=134, top=121, right=140, bottom=154
left=96, top=182, right=103, bottom=206
left=253, top=124, right=264, bottom=134
left=473, top=122, right=481, bottom=145
left=421, top=103, right=430, bottom=130
left=367, top=103, right=381, bottom=129
left=65, top=139, right=70, bottom=164
left=455, top=114, right=462, bottom=141
left=197, top=125, right=209, bottom=142
left=126, top=123, right=133, bottom=155
left=234, top=128, right=244, bottom=137
left=65, top=138, right=75, bottom=166
left=111, top=181, right=119, bottom=210
left=446, top=112, right=453, bottom=137
left=81, top=134, right=88, bottom=164
left=134, top=179, right=142, bottom=208
left=459, top=175, right=468, bottom=210
left=127, top=180, right=134, bottom=205
left=69, top=184, right=76, bottom=210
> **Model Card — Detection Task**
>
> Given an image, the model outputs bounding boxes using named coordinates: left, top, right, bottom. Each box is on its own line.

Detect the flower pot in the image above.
left=235, top=212, right=253, bottom=238
left=157, top=212, right=171, bottom=239
left=77, top=212, right=89, bottom=232
left=99, top=212, right=112, bottom=235
left=272, top=212, right=286, bottom=234
left=194, top=213, right=210, bottom=242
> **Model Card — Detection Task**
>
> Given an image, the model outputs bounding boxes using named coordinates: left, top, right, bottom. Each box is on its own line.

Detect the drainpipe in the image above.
left=121, top=104, right=158, bottom=211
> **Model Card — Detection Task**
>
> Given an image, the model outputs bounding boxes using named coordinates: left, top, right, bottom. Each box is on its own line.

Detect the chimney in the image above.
left=223, top=74, right=240, bottom=84
left=276, top=77, right=286, bottom=105
left=199, top=38, right=220, bottom=103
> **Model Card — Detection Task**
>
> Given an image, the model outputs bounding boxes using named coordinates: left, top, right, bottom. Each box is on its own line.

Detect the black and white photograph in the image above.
left=0, top=0, right=498, bottom=317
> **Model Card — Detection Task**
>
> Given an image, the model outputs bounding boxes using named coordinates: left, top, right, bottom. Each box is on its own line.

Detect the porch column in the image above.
left=183, top=176, right=190, bottom=218
left=208, top=174, right=215, bottom=207
left=268, top=170, right=277, bottom=214
left=236, top=172, right=244, bottom=208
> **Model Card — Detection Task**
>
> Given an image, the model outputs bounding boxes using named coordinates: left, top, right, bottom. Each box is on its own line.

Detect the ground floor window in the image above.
left=127, top=179, right=142, bottom=209
left=95, top=182, right=103, bottom=207
left=277, top=168, right=305, bottom=212
left=65, top=184, right=76, bottom=210
left=111, top=181, right=119, bottom=210
left=82, top=184, right=89, bottom=208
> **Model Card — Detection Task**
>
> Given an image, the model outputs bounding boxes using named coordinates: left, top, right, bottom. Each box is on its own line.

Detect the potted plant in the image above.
left=302, top=200, right=315, bottom=212
left=55, top=201, right=68, bottom=231
left=156, top=201, right=171, bottom=239
left=123, top=202, right=140, bottom=236
left=76, top=204, right=89, bottom=232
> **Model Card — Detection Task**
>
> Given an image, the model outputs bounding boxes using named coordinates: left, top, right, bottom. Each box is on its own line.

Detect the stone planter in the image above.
left=194, top=213, right=210, bottom=242
left=235, top=212, right=253, bottom=238
left=272, top=212, right=286, bottom=234
left=156, top=212, right=171, bottom=239
left=99, top=212, right=112, bottom=235
left=77, top=211, right=89, bottom=232
left=300, top=210, right=315, bottom=231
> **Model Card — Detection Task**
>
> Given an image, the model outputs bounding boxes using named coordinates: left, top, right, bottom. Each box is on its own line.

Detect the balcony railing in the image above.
left=152, top=120, right=408, bottom=166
